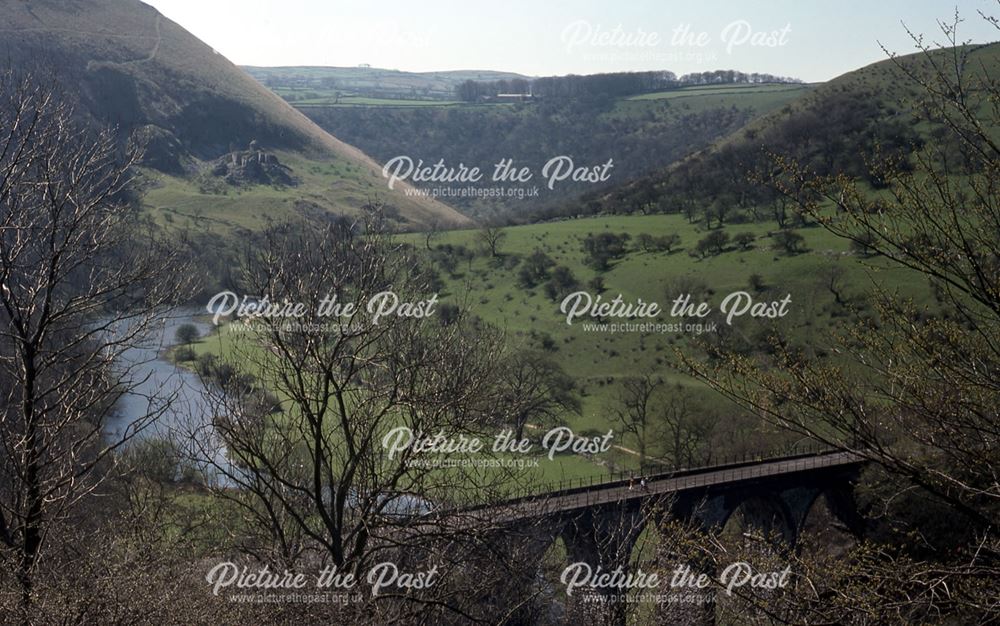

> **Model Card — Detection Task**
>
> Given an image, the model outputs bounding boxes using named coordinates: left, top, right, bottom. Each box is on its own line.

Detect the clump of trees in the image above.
left=771, top=229, right=807, bottom=254
left=636, top=232, right=681, bottom=253
left=692, top=230, right=730, bottom=257
left=609, top=375, right=717, bottom=470
left=543, top=265, right=580, bottom=301
left=455, top=69, right=802, bottom=102
left=517, top=248, right=555, bottom=288
left=582, top=232, right=631, bottom=270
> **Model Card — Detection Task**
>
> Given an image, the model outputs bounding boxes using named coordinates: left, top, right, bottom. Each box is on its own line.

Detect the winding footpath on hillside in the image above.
left=118, top=12, right=162, bottom=66
left=144, top=13, right=162, bottom=63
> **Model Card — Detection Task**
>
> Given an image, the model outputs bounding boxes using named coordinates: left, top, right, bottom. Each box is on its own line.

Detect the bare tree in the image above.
left=498, top=349, right=580, bottom=441
left=477, top=224, right=506, bottom=258
left=611, top=377, right=713, bottom=470
left=823, top=263, right=848, bottom=306
left=423, top=218, right=442, bottom=251
left=659, top=384, right=715, bottom=468
left=189, top=212, right=523, bottom=578
left=610, top=375, right=660, bottom=470
left=0, top=69, right=186, bottom=612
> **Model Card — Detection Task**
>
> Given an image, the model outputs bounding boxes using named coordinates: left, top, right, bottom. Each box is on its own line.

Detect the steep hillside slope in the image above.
left=0, top=0, right=467, bottom=228
left=573, top=42, right=1000, bottom=219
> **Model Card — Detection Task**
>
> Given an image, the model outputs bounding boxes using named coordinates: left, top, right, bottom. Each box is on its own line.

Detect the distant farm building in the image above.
left=493, top=93, right=535, bottom=102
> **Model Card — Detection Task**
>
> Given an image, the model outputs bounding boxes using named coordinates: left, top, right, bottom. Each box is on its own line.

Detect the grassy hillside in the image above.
left=385, top=213, right=925, bottom=480
left=187, top=210, right=930, bottom=484
left=140, top=151, right=452, bottom=232
left=415, top=216, right=921, bottom=382
left=626, top=82, right=813, bottom=105
left=0, top=0, right=467, bottom=228
left=575, top=42, right=1000, bottom=219
left=177, top=200, right=933, bottom=484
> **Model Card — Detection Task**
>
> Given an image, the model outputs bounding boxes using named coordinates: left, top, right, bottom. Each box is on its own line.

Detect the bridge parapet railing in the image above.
left=435, top=445, right=864, bottom=516
left=500, top=442, right=847, bottom=503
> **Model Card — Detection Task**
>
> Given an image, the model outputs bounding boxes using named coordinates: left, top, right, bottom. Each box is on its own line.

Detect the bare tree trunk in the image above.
left=0, top=68, right=189, bottom=613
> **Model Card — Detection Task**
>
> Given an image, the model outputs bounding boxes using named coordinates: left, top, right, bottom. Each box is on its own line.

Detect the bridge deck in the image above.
left=459, top=450, right=865, bottom=522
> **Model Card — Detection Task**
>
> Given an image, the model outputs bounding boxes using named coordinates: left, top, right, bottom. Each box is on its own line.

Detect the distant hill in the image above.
left=567, top=42, right=1000, bottom=221
left=244, top=66, right=532, bottom=102
left=295, top=82, right=812, bottom=219
left=0, top=0, right=468, bottom=228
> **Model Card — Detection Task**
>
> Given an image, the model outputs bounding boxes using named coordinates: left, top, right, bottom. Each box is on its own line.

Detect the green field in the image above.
left=628, top=83, right=813, bottom=101
left=621, top=83, right=815, bottom=115
left=283, top=92, right=466, bottom=107
left=401, top=213, right=927, bottom=477
left=182, top=210, right=929, bottom=486
left=284, top=82, right=813, bottom=112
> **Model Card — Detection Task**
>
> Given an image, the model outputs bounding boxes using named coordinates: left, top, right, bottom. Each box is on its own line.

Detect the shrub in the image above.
left=517, top=249, right=555, bottom=287
left=544, top=265, right=580, bottom=301
left=733, top=232, right=756, bottom=250
left=438, top=303, right=461, bottom=325
left=694, top=230, right=730, bottom=257
left=174, top=346, right=196, bottom=362
left=771, top=229, right=807, bottom=254
left=659, top=233, right=681, bottom=252
left=174, top=323, right=200, bottom=346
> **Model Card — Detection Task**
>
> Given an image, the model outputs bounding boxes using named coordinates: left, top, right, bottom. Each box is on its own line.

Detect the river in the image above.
left=103, top=307, right=431, bottom=510
left=103, top=307, right=234, bottom=484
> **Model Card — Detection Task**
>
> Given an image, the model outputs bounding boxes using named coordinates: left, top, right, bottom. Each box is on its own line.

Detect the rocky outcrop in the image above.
left=209, top=141, right=295, bottom=187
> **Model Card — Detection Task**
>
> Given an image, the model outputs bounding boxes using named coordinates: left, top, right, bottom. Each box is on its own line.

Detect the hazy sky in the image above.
left=143, top=0, right=999, bottom=82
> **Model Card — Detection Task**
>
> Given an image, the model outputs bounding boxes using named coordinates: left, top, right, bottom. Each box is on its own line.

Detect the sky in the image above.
left=143, top=0, right=1000, bottom=82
